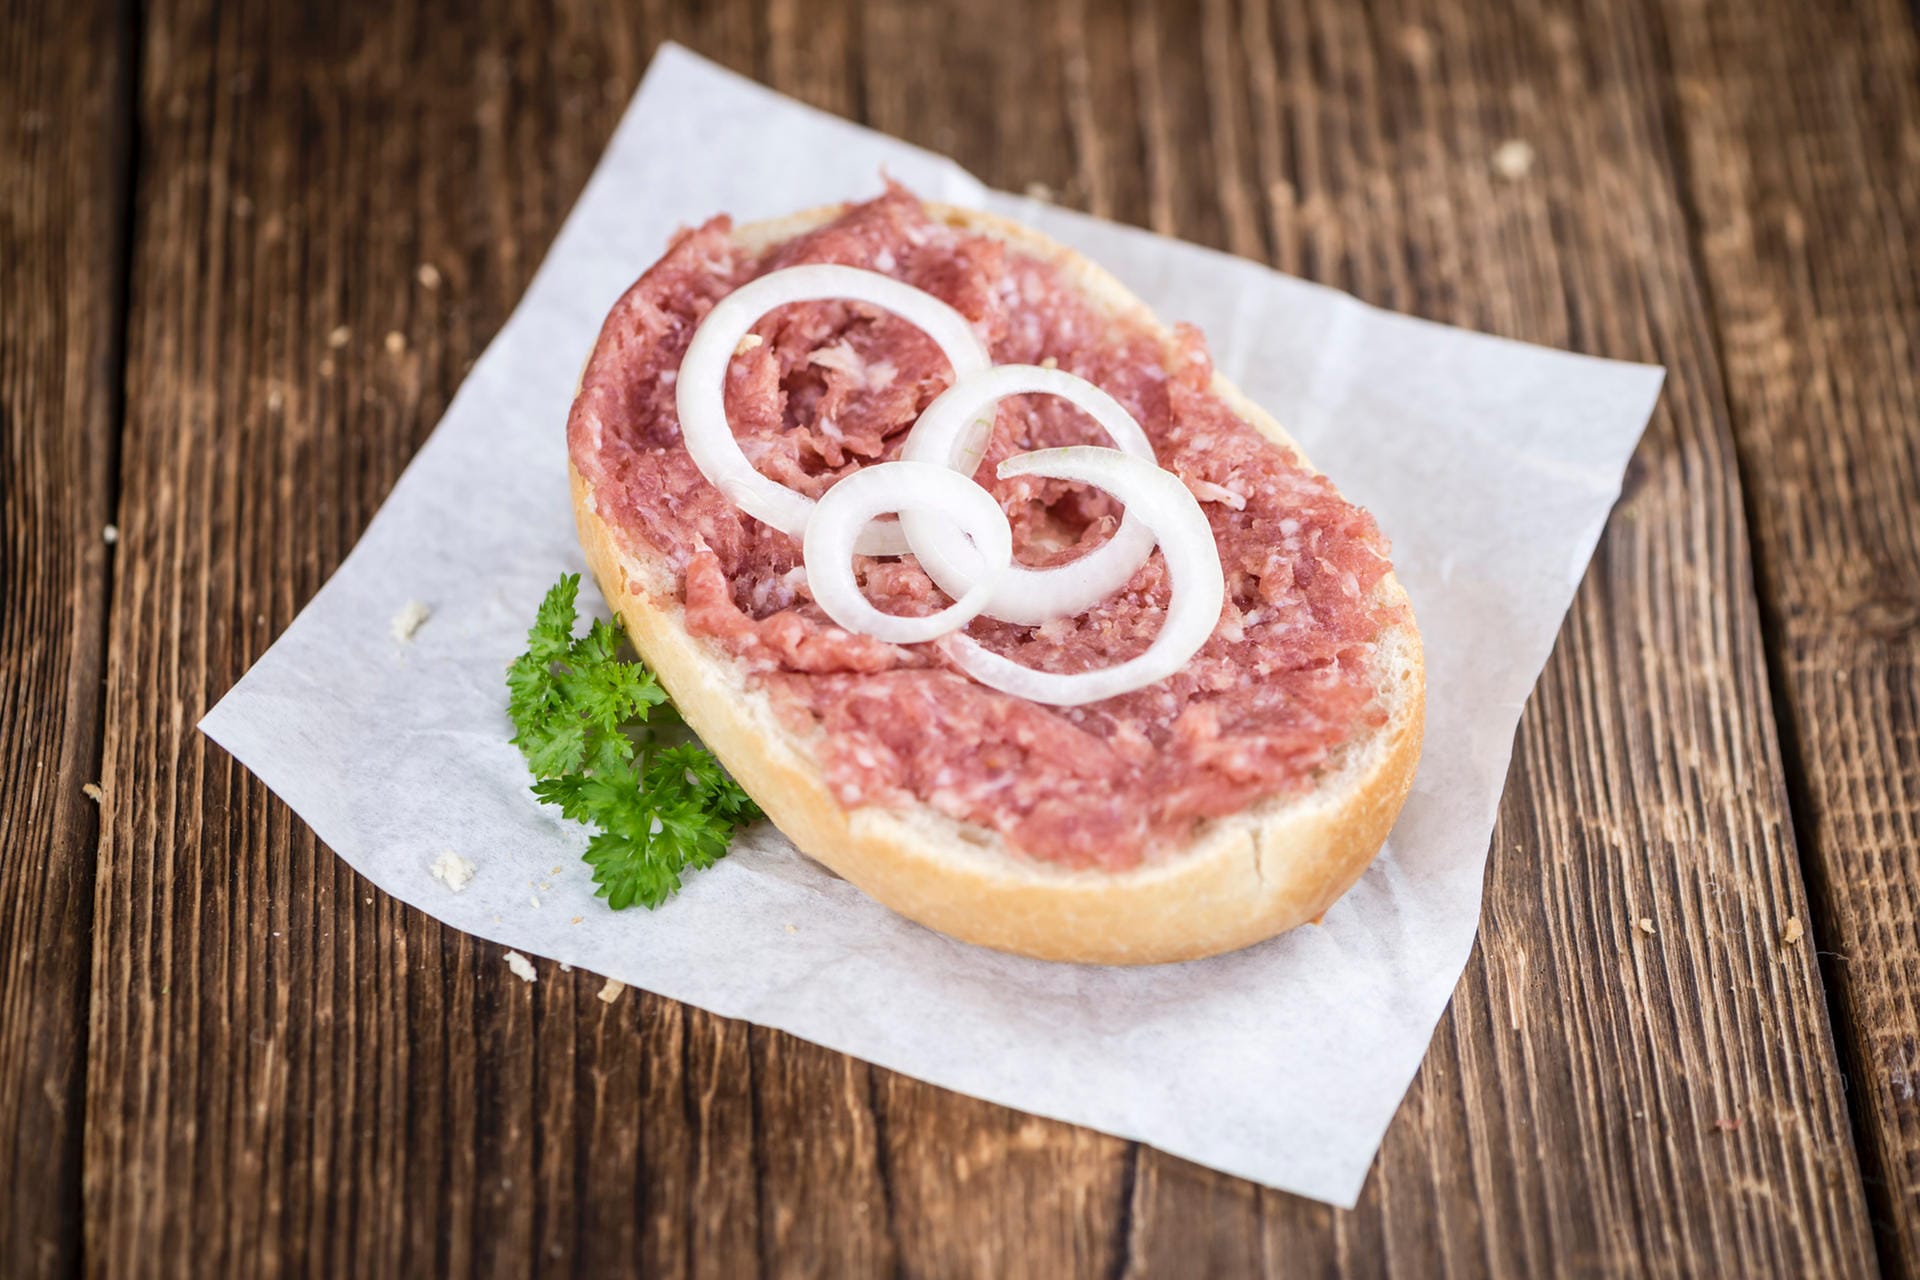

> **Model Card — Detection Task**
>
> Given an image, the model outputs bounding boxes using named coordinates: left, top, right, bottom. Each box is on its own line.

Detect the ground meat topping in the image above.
left=569, top=187, right=1402, bottom=869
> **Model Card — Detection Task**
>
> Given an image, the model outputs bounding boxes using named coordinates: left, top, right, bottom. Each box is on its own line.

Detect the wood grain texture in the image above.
left=80, top=1, right=914, bottom=1275
left=0, top=2, right=129, bottom=1276
left=1654, top=0, right=1920, bottom=1269
left=876, top=0, right=1878, bottom=1273
left=69, top=0, right=1902, bottom=1274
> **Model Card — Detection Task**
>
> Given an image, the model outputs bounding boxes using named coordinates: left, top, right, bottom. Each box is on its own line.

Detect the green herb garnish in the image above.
left=507, top=574, right=760, bottom=908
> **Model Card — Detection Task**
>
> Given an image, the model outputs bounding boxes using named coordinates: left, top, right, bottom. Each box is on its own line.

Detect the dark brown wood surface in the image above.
left=1, top=0, right=128, bottom=1274
left=3, top=0, right=1914, bottom=1275
left=1656, top=0, right=1920, bottom=1266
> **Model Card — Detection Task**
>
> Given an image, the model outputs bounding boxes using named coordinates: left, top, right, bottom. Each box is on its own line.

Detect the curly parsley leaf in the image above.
left=508, top=575, right=761, bottom=909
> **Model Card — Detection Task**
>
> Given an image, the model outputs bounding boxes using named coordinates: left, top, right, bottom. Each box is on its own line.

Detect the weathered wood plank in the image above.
left=1655, top=0, right=1920, bottom=1268
left=0, top=2, right=129, bottom=1276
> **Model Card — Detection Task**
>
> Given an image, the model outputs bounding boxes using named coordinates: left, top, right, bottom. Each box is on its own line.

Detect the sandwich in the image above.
left=566, top=186, right=1423, bottom=964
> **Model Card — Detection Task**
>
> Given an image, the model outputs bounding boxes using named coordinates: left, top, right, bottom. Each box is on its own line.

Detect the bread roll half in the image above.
left=571, top=202, right=1424, bottom=964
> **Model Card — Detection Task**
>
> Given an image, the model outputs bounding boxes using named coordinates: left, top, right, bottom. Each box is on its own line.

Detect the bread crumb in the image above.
left=1783, top=916, right=1804, bottom=945
left=390, top=599, right=432, bottom=642
left=504, top=951, right=537, bottom=982
left=528, top=895, right=541, bottom=909
left=327, top=324, right=351, bottom=348
left=1024, top=180, right=1055, bottom=202
left=103, top=524, right=118, bottom=544
left=1492, top=139, right=1535, bottom=180
left=598, top=977, right=626, bottom=1004
left=734, top=333, right=763, bottom=357
left=1636, top=916, right=1655, bottom=935
left=429, top=848, right=476, bottom=892
left=550, top=865, right=564, bottom=875
left=318, top=357, right=336, bottom=378
left=785, top=923, right=797, bottom=934
left=416, top=262, right=442, bottom=289
left=1039, top=356, right=1058, bottom=369
left=82, top=782, right=103, bottom=803
left=384, top=330, right=406, bottom=355
left=559, top=962, right=571, bottom=973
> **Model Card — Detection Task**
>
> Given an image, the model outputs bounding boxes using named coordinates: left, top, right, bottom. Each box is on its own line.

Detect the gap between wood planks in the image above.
left=70, top=0, right=140, bottom=1262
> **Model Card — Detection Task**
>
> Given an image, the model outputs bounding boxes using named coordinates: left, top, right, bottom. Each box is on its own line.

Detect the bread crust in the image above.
left=571, top=203, right=1425, bottom=964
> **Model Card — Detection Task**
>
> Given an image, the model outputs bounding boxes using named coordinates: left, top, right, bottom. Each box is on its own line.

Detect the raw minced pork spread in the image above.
left=569, top=188, right=1404, bottom=869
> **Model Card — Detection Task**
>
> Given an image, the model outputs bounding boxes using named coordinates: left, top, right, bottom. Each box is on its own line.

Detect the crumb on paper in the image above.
left=550, top=866, right=563, bottom=876
left=82, top=782, right=103, bottom=803
left=1024, top=180, right=1054, bottom=202
left=1636, top=917, right=1655, bottom=935
left=598, top=977, right=626, bottom=1005
left=1713, top=1115, right=1740, bottom=1132
left=1492, top=139, right=1535, bottom=180
left=785, top=923, right=797, bottom=934
left=504, top=951, right=537, bottom=983
left=390, top=599, right=432, bottom=642
left=384, top=330, right=406, bottom=356
left=327, top=324, right=351, bottom=349
left=429, top=848, right=476, bottom=892
left=528, top=895, right=541, bottom=909
left=734, top=332, right=763, bottom=356
left=103, top=524, right=118, bottom=544
left=570, top=916, right=584, bottom=925
left=1783, top=916, right=1804, bottom=946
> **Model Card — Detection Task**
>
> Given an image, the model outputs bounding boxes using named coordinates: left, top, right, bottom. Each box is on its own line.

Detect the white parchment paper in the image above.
left=199, top=45, right=1664, bottom=1207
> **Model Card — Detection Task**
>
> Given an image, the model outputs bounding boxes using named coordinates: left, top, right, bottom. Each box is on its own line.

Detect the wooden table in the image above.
left=4, top=0, right=1915, bottom=1274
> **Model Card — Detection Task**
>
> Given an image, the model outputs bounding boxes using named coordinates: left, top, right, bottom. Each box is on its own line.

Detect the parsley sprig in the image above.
left=507, top=575, right=760, bottom=909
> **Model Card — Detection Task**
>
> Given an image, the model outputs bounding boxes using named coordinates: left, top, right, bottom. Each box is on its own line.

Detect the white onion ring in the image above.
left=898, top=364, right=1161, bottom=626
left=944, top=447, right=1225, bottom=707
left=804, top=461, right=1013, bottom=645
left=676, top=265, right=992, bottom=555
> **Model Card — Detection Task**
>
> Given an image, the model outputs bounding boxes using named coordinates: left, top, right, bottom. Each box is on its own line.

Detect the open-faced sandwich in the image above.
left=566, top=186, right=1423, bottom=964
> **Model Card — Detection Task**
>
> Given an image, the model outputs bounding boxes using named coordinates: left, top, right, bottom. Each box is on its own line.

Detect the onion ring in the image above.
left=944, top=446, right=1225, bottom=707
left=804, top=461, right=1013, bottom=645
left=676, top=265, right=992, bottom=555
left=899, top=364, right=1160, bottom=626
